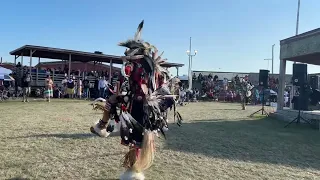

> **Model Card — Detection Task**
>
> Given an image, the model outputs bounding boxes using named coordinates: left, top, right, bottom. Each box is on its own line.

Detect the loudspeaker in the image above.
left=293, top=87, right=309, bottom=111
left=309, top=75, right=319, bottom=89
left=259, top=69, right=269, bottom=88
left=293, top=63, right=307, bottom=86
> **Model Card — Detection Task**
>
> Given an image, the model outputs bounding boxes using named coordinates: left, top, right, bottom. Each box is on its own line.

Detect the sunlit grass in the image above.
left=0, top=100, right=319, bottom=180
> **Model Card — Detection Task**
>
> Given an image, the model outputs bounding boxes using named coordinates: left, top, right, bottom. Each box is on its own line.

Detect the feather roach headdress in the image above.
left=116, top=20, right=181, bottom=146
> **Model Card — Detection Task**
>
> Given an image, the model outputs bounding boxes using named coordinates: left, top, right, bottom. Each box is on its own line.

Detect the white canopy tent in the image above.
left=0, top=74, right=14, bottom=81
left=0, top=67, right=12, bottom=75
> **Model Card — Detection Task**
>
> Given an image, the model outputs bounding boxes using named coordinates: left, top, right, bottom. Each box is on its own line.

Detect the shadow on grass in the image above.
left=209, top=109, right=242, bottom=111
left=9, top=131, right=121, bottom=140
left=9, top=133, right=96, bottom=139
left=165, top=117, right=320, bottom=170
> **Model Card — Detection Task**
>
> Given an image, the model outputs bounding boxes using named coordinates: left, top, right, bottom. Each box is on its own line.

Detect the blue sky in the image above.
left=1, top=0, right=320, bottom=75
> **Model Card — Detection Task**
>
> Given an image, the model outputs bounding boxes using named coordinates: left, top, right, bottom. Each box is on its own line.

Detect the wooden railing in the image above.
left=30, top=72, right=97, bottom=87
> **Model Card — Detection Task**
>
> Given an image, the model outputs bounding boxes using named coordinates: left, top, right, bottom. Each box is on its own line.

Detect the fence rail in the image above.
left=30, top=72, right=97, bottom=87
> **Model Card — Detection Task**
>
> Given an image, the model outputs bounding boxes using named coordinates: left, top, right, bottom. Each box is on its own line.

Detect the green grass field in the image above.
left=0, top=100, right=319, bottom=180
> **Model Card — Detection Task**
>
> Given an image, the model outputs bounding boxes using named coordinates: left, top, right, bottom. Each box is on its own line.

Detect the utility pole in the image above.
left=186, top=37, right=197, bottom=90
left=294, top=0, right=300, bottom=64
left=264, top=58, right=272, bottom=72
left=188, top=37, right=191, bottom=90
left=296, top=0, right=300, bottom=36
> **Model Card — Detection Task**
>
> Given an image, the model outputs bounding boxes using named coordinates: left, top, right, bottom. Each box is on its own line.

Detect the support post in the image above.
left=28, top=50, right=35, bottom=87
left=21, top=53, right=24, bottom=66
left=109, top=59, right=113, bottom=82
left=68, top=54, right=72, bottom=78
left=277, top=59, right=286, bottom=110
left=52, top=70, right=55, bottom=82
left=14, top=55, right=17, bottom=65
left=176, top=67, right=179, bottom=77
left=0, top=57, right=2, bottom=64
left=29, top=49, right=34, bottom=73
left=36, top=57, right=40, bottom=85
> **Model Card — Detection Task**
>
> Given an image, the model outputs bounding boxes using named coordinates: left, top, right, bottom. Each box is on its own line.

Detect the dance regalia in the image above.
left=232, top=75, right=254, bottom=106
left=90, top=20, right=182, bottom=180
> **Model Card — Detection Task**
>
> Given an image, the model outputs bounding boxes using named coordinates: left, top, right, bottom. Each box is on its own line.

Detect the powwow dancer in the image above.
left=160, top=76, right=183, bottom=125
left=232, top=75, right=254, bottom=110
left=89, top=20, right=183, bottom=180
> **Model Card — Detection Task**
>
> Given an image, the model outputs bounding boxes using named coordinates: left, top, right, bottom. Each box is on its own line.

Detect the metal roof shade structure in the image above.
left=10, top=45, right=184, bottom=79
left=277, top=28, right=320, bottom=110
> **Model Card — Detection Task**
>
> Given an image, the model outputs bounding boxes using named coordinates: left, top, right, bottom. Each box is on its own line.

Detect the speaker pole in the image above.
left=250, top=69, right=270, bottom=117
left=285, top=84, right=312, bottom=128
left=250, top=86, right=269, bottom=117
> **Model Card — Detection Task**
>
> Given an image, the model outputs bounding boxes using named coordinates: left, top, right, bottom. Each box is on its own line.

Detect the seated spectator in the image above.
left=53, top=84, right=61, bottom=98
left=194, top=88, right=199, bottom=100
left=198, top=73, right=203, bottom=81
left=207, top=89, right=214, bottom=98
left=64, top=65, right=68, bottom=74
left=213, top=75, right=218, bottom=81
left=192, top=73, right=197, bottom=81
left=16, top=62, right=22, bottom=68
left=232, top=91, right=237, bottom=102
left=227, top=91, right=233, bottom=102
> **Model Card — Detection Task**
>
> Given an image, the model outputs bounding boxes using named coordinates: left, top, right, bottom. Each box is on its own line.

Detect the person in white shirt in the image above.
left=284, top=91, right=289, bottom=107
left=77, top=77, right=82, bottom=99
left=98, top=76, right=108, bottom=98
left=61, top=76, right=68, bottom=97
left=179, top=88, right=186, bottom=105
